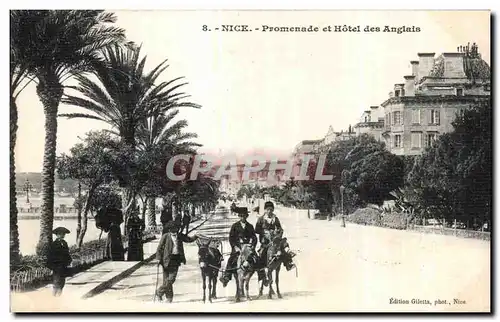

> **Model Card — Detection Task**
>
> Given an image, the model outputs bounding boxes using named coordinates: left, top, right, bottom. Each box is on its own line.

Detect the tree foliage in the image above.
left=407, top=100, right=492, bottom=227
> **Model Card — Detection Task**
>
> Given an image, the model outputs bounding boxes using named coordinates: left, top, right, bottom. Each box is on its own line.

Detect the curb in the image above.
left=81, top=252, right=156, bottom=299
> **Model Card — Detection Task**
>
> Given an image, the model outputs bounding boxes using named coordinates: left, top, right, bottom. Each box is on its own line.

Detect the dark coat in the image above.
left=228, top=221, right=257, bottom=253
left=106, top=224, right=125, bottom=261
left=46, top=239, right=72, bottom=271
left=156, top=233, right=196, bottom=268
left=255, top=215, right=283, bottom=244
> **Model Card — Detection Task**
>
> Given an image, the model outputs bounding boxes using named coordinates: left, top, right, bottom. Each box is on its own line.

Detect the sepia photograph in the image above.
left=9, top=9, right=491, bottom=313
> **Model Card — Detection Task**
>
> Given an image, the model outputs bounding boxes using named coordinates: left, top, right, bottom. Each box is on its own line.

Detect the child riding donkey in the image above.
left=255, top=201, right=296, bottom=285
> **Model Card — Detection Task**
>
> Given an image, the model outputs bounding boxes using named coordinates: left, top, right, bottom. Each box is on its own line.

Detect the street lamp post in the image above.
left=23, top=178, right=33, bottom=204
left=340, top=185, right=346, bottom=227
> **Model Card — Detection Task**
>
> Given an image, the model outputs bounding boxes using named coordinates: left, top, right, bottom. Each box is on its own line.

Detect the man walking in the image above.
left=155, top=220, right=198, bottom=303
left=46, top=227, right=72, bottom=297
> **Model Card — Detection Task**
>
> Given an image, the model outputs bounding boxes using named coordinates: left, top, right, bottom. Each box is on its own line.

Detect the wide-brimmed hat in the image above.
left=53, top=227, right=70, bottom=235
left=264, top=201, right=275, bottom=210
left=237, top=207, right=250, bottom=217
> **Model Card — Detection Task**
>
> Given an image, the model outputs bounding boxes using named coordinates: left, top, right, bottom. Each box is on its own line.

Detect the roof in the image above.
left=428, top=53, right=490, bottom=80
left=301, top=139, right=323, bottom=145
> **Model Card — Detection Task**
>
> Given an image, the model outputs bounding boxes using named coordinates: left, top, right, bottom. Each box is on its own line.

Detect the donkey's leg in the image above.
left=208, top=274, right=213, bottom=303
left=267, top=270, right=274, bottom=299
left=202, top=271, right=207, bottom=302
left=276, top=266, right=282, bottom=299
left=211, top=272, right=218, bottom=299
left=258, top=274, right=265, bottom=298
left=235, top=273, right=241, bottom=302
left=245, top=273, right=252, bottom=301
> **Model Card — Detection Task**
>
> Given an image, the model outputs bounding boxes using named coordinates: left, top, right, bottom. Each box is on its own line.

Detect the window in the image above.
left=426, top=133, right=437, bottom=147
left=393, top=111, right=402, bottom=125
left=394, top=135, right=402, bottom=148
left=395, top=90, right=400, bottom=97
left=430, top=110, right=440, bottom=125
left=385, top=113, right=391, bottom=127
left=456, top=88, right=464, bottom=96
left=411, top=109, right=421, bottom=124
left=411, top=132, right=422, bottom=148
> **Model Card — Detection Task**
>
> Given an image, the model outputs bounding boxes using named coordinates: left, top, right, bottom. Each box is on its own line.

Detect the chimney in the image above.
left=410, top=60, right=419, bottom=80
left=442, top=52, right=465, bottom=78
left=404, top=75, right=416, bottom=96
left=417, top=53, right=435, bottom=78
left=394, top=84, right=405, bottom=97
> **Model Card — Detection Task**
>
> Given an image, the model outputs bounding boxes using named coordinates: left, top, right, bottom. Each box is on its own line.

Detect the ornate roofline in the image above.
left=354, top=121, right=384, bottom=129
left=380, top=95, right=490, bottom=107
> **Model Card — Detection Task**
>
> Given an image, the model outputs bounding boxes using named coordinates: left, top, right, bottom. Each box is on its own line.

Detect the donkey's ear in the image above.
left=196, top=239, right=202, bottom=247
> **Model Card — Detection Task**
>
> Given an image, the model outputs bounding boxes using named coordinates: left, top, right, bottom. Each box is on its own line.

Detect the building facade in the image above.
left=381, top=43, right=490, bottom=155
left=353, top=106, right=385, bottom=142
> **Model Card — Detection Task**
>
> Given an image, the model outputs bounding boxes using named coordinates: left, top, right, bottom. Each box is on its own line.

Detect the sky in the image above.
left=14, top=10, right=490, bottom=173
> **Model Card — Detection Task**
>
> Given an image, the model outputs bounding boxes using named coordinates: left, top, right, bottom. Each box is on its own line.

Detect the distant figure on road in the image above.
left=46, top=227, right=72, bottom=297
left=155, top=220, right=199, bottom=303
left=127, top=210, right=144, bottom=261
left=181, top=212, right=191, bottom=234
left=160, top=207, right=173, bottom=227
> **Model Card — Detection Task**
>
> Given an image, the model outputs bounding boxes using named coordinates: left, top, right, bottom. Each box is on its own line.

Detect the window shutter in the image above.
left=436, top=110, right=440, bottom=125
left=429, top=110, right=433, bottom=124
left=420, top=109, right=424, bottom=124
left=421, top=132, right=425, bottom=148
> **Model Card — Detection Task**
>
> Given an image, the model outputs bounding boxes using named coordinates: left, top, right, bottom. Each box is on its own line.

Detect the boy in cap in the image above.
left=46, top=227, right=72, bottom=296
left=155, top=220, right=199, bottom=303
left=255, top=201, right=296, bottom=272
left=219, top=207, right=258, bottom=287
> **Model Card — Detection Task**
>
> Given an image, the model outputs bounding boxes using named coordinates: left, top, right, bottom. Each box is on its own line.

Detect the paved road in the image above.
left=20, top=207, right=490, bottom=312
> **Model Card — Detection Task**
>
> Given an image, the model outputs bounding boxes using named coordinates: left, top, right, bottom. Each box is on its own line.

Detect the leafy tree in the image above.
left=342, top=135, right=404, bottom=207
left=12, top=10, right=125, bottom=257
left=57, top=131, right=121, bottom=247
left=408, top=100, right=492, bottom=228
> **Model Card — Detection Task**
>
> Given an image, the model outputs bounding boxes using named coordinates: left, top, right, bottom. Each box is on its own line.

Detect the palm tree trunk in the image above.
left=76, top=182, right=82, bottom=243
left=10, top=97, right=20, bottom=268
left=147, top=197, right=156, bottom=227
left=35, top=74, right=63, bottom=259
left=122, top=188, right=137, bottom=235
left=141, top=197, right=148, bottom=227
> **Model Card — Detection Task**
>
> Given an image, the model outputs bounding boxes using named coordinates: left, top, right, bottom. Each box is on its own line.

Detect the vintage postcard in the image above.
left=10, top=9, right=491, bottom=313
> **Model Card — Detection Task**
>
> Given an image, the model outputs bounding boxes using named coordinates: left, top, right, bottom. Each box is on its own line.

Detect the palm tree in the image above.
left=12, top=10, right=126, bottom=257
left=136, top=109, right=200, bottom=227
left=10, top=11, right=35, bottom=267
left=61, top=44, right=201, bottom=225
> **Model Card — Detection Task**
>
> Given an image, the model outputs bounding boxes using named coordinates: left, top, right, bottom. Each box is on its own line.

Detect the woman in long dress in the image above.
left=106, top=222, right=125, bottom=261
left=126, top=211, right=144, bottom=261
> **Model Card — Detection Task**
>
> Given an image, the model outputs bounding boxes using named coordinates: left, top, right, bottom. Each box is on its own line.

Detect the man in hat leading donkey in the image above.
left=46, top=227, right=72, bottom=297
left=219, top=207, right=258, bottom=287
left=155, top=220, right=199, bottom=303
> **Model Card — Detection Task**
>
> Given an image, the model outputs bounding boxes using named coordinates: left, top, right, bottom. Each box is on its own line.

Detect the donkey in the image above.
left=196, top=238, right=223, bottom=303
left=258, top=231, right=287, bottom=299
left=234, top=243, right=259, bottom=302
